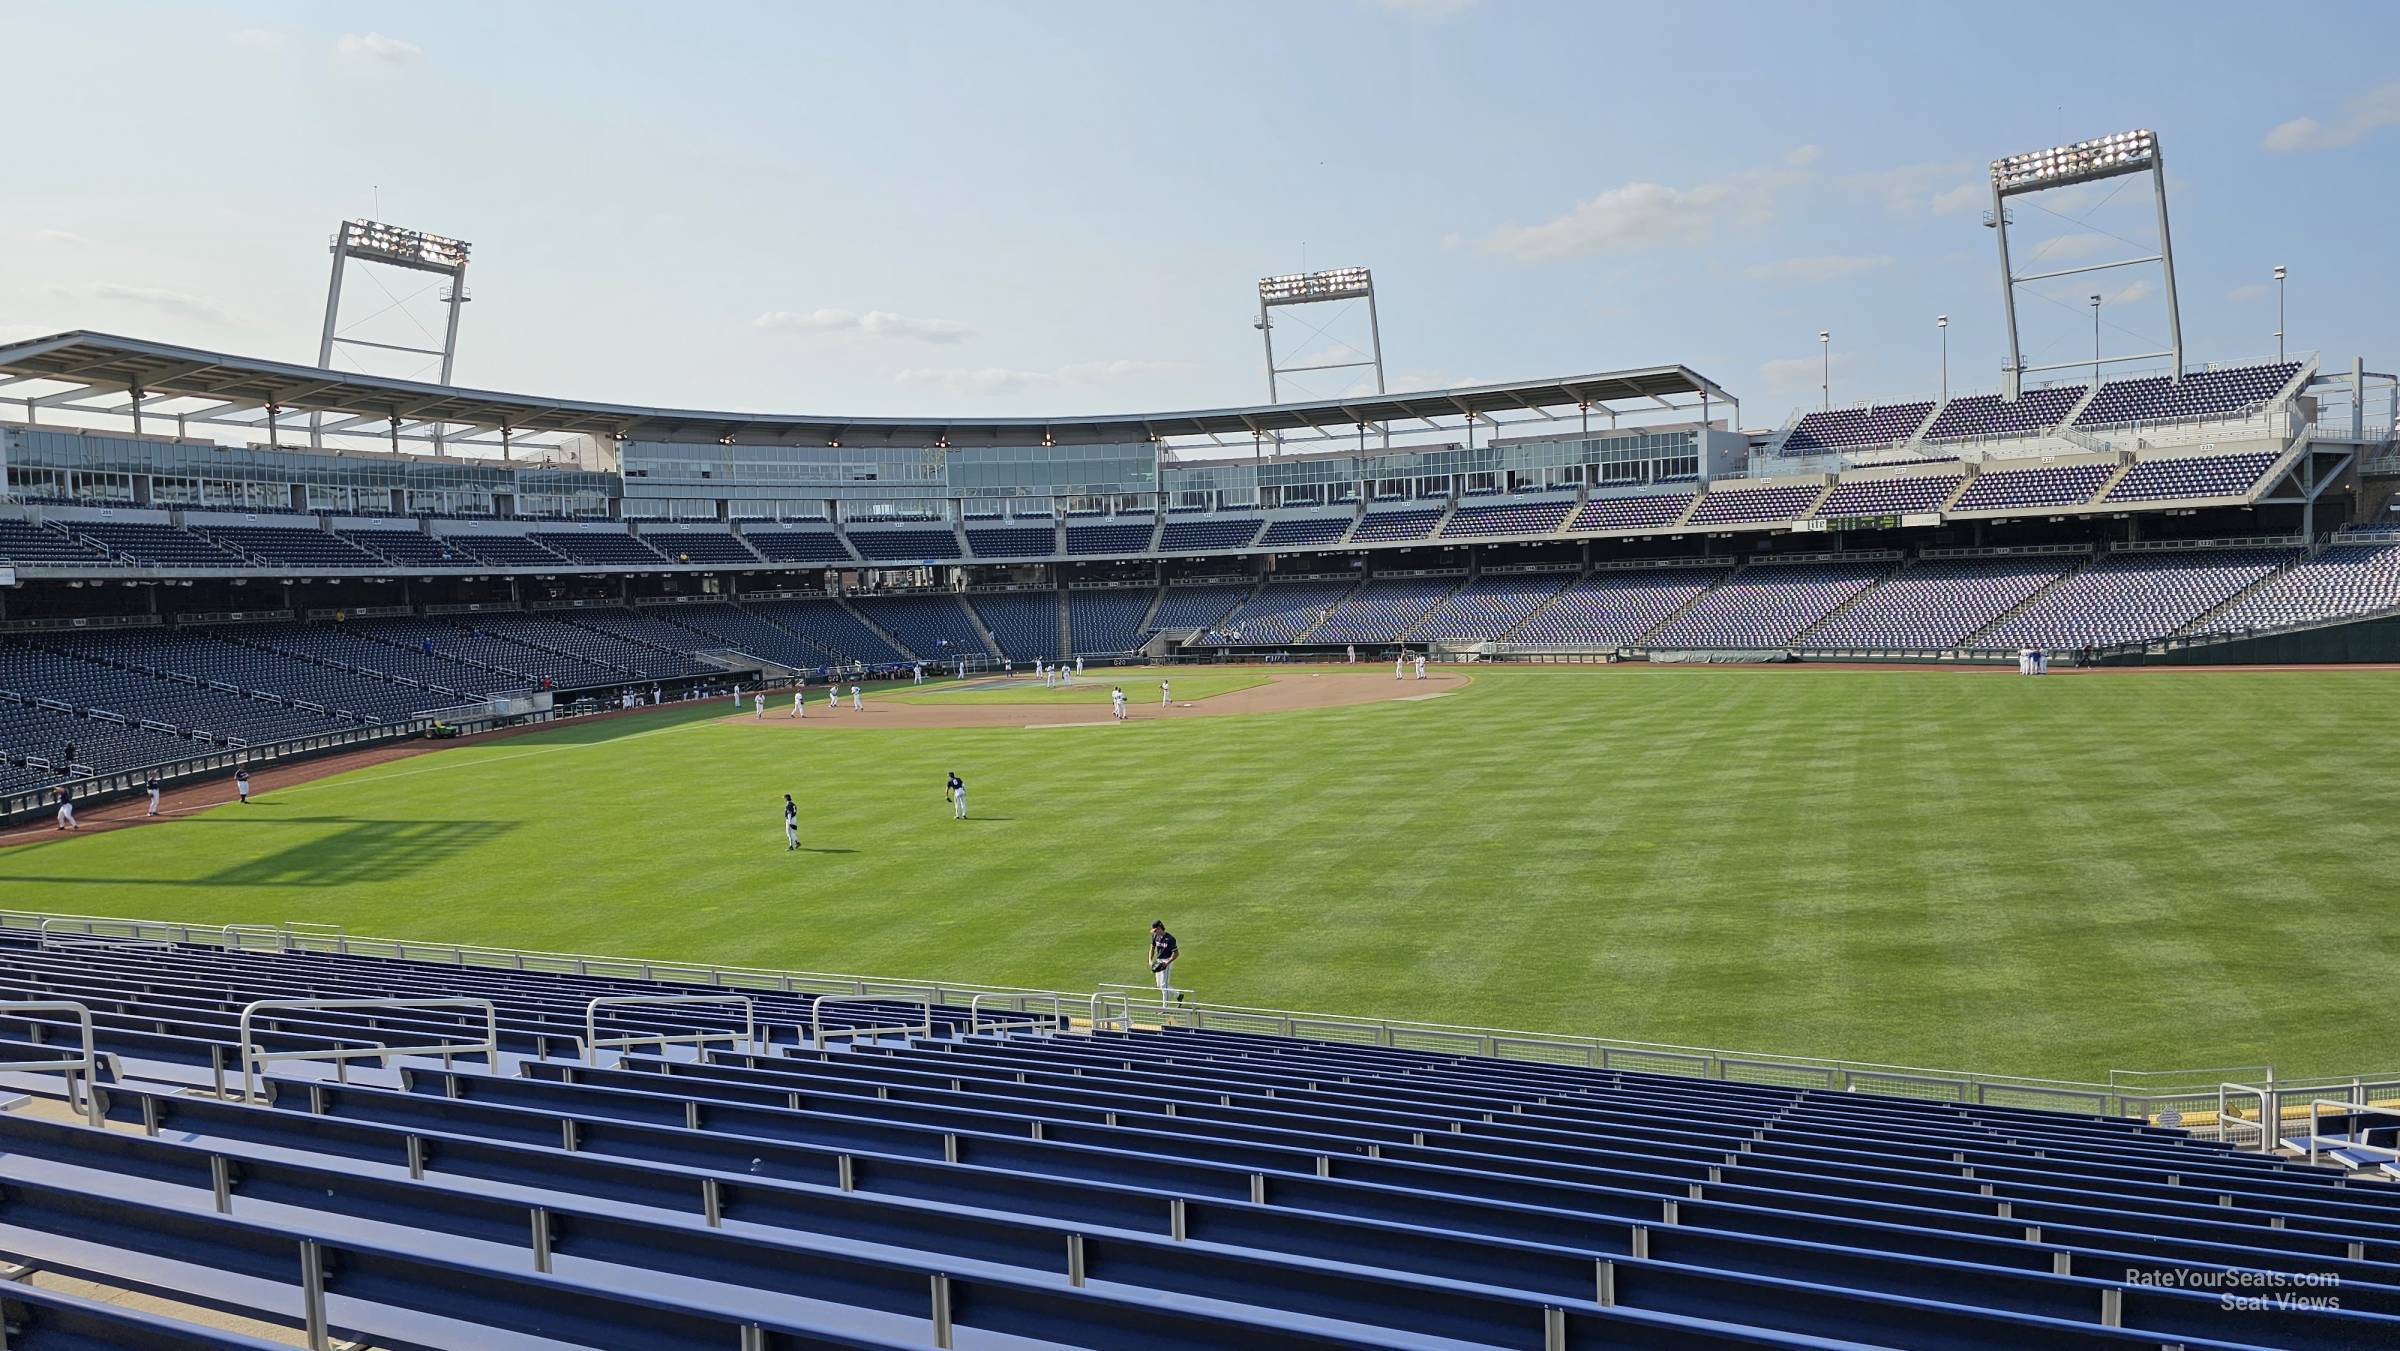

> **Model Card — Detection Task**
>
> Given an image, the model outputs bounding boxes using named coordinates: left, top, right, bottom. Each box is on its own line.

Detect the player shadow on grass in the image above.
left=791, top=846, right=857, bottom=854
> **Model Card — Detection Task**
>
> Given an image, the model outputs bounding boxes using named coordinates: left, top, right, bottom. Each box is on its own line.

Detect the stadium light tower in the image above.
left=2274, top=265, right=2287, bottom=361
left=1985, top=128, right=2181, bottom=398
left=1255, top=268, right=1386, bottom=453
left=1818, top=330, right=1830, bottom=410
left=316, top=219, right=473, bottom=449
left=1936, top=315, right=1949, bottom=401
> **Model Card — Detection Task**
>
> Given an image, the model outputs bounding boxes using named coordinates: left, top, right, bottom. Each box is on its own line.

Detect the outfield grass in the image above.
left=6, top=665, right=2397, bottom=1081
left=886, top=668, right=1269, bottom=705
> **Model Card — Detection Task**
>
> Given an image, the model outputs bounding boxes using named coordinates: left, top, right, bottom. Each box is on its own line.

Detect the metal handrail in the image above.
left=36, top=916, right=234, bottom=950
left=583, top=994, right=755, bottom=1064
left=2218, top=1082, right=2276, bottom=1153
left=810, top=994, right=933, bottom=1048
left=238, top=997, right=498, bottom=1103
left=0, top=1000, right=101, bottom=1124
left=966, top=992, right=1076, bottom=1035
left=2302, top=1099, right=2400, bottom=1168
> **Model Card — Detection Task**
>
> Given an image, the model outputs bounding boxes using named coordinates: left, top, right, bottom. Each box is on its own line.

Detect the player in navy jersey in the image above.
left=1148, top=921, right=1180, bottom=1003
left=946, top=772, right=967, bottom=819
left=783, top=794, right=799, bottom=850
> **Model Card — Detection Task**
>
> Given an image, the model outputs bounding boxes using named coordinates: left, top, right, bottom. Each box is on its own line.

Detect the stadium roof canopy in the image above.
left=0, top=331, right=1737, bottom=456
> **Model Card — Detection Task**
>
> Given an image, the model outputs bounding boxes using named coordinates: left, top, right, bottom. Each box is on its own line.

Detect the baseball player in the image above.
left=1110, top=686, right=1127, bottom=721
left=731, top=683, right=742, bottom=708
left=1160, top=678, right=1171, bottom=707
left=235, top=767, right=252, bottom=804
left=826, top=685, right=839, bottom=713
left=1414, top=654, right=1427, bottom=680
left=850, top=682, right=862, bottom=711
left=913, top=662, right=925, bottom=685
left=1395, top=652, right=1405, bottom=680
left=145, top=773, right=161, bottom=817
left=783, top=794, right=800, bottom=851
left=1075, top=656, right=1084, bottom=676
left=754, top=693, right=766, bottom=719
left=947, top=771, right=967, bottom=820
left=1147, top=920, right=1180, bottom=1003
left=53, top=786, right=75, bottom=831
left=791, top=686, right=805, bottom=718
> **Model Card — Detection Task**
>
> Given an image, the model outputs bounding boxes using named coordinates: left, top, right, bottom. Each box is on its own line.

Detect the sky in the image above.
left=1, top=0, right=2393, bottom=430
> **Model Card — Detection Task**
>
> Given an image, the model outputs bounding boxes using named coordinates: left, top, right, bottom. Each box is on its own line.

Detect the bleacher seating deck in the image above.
left=1922, top=384, right=2088, bottom=442
left=849, top=527, right=962, bottom=562
left=1509, top=565, right=1732, bottom=647
left=1063, top=522, right=1157, bottom=555
left=2101, top=451, right=2282, bottom=503
left=1159, top=517, right=1265, bottom=552
left=1439, top=499, right=1572, bottom=538
left=1309, top=574, right=1461, bottom=643
left=1066, top=585, right=1154, bottom=653
left=1976, top=547, right=2300, bottom=651
left=1147, top=582, right=1253, bottom=633
left=1414, top=571, right=1574, bottom=641
left=1811, top=473, right=1965, bottom=518
left=335, top=528, right=472, bottom=567
left=964, top=590, right=1061, bottom=661
left=197, top=524, right=388, bottom=569
left=964, top=526, right=1057, bottom=558
left=440, top=532, right=569, bottom=567
left=1646, top=559, right=1891, bottom=649
left=0, top=520, right=115, bottom=564
left=1947, top=462, right=2115, bottom=514
left=742, top=529, right=853, bottom=563
left=1350, top=508, right=1444, bottom=543
left=1567, top=492, right=1694, bottom=533
left=2075, top=361, right=2303, bottom=430
left=639, top=530, right=763, bottom=565
left=71, top=520, right=249, bottom=567
left=742, top=596, right=909, bottom=663
left=1802, top=556, right=2073, bottom=650
left=1686, top=483, right=1827, bottom=527
left=1209, top=576, right=1357, bottom=643
left=2195, top=541, right=2400, bottom=636
left=528, top=529, right=668, bottom=567
left=1257, top=515, right=1351, bottom=547
left=848, top=592, right=993, bottom=659
left=1783, top=400, right=1935, bottom=453
left=0, top=921, right=2386, bottom=1350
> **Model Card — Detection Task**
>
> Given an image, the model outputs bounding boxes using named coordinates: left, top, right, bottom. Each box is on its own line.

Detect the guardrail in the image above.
left=237, top=997, right=498, bottom=1103
left=0, top=1000, right=102, bottom=1123
left=2301, top=1100, right=2400, bottom=1168
left=809, top=994, right=935, bottom=1048
left=0, top=715, right=436, bottom=825
left=583, top=994, right=754, bottom=1063
left=2, top=906, right=2387, bottom=1129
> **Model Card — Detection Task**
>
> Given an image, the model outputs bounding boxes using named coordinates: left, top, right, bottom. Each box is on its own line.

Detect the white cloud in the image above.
left=82, top=282, right=232, bottom=325
left=1738, top=254, right=1892, bottom=285
left=2022, top=231, right=2117, bottom=264
left=893, top=358, right=1192, bottom=398
left=1929, top=182, right=1985, bottom=216
left=755, top=308, right=969, bottom=344
left=893, top=367, right=1052, bottom=397
left=2263, top=83, right=2400, bottom=153
left=1760, top=351, right=1854, bottom=394
left=1844, top=160, right=1978, bottom=215
left=33, top=229, right=93, bottom=246
left=2103, top=279, right=2154, bottom=306
left=1477, top=168, right=1795, bottom=262
left=334, top=32, right=424, bottom=67
left=2227, top=282, right=2271, bottom=302
left=1783, top=144, right=1823, bottom=168
left=1355, top=0, right=1485, bottom=20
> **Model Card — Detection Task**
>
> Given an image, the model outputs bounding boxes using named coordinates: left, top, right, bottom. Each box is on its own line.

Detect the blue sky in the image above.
left=2, top=0, right=2393, bottom=427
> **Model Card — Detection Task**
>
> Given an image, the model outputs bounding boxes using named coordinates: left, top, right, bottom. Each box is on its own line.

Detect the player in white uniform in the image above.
left=1414, top=654, right=1427, bottom=680
left=1395, top=653, right=1405, bottom=680
left=913, top=662, right=924, bottom=685
left=826, top=685, right=839, bottom=713
left=850, top=682, right=862, bottom=711
left=947, top=771, right=967, bottom=819
left=731, top=683, right=742, bottom=708
left=145, top=773, right=161, bottom=817
left=1074, top=656, right=1083, bottom=675
left=1110, top=687, right=1126, bottom=721
left=791, top=687, right=805, bottom=718
left=783, top=794, right=800, bottom=850
left=754, top=694, right=766, bottom=718
left=1160, top=679, right=1171, bottom=707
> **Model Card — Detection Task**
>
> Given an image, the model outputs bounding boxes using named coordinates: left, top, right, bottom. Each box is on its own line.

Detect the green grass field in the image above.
left=886, top=669, right=1269, bottom=705
left=5, top=664, right=2396, bottom=1082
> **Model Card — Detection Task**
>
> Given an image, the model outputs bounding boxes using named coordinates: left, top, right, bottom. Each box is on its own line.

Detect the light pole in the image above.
left=2089, top=295, right=2102, bottom=387
left=2273, top=265, right=2287, bottom=362
left=1936, top=315, right=1949, bottom=402
left=1818, top=330, right=1830, bottom=411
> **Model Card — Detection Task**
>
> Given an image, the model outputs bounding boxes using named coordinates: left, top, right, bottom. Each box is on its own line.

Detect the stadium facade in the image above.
left=0, top=323, right=2394, bottom=810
